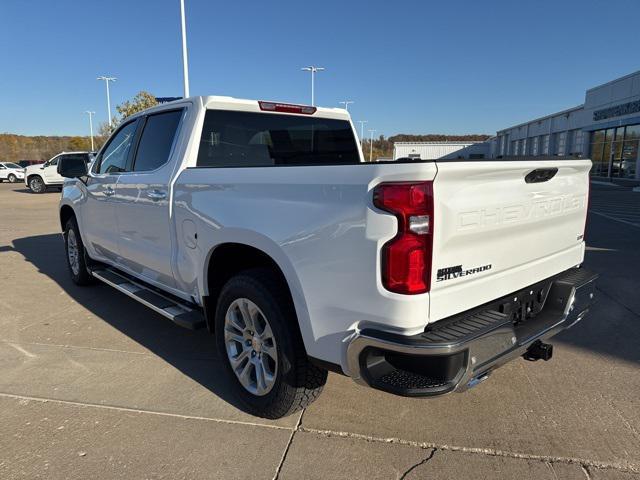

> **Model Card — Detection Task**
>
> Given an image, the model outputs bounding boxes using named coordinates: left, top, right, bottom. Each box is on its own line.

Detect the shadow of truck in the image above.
left=8, top=233, right=246, bottom=411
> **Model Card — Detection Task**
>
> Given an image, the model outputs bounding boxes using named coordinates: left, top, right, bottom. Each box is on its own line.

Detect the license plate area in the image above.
left=496, top=280, right=554, bottom=326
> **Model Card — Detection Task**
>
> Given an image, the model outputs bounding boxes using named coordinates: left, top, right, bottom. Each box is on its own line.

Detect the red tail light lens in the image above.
left=373, top=182, right=434, bottom=294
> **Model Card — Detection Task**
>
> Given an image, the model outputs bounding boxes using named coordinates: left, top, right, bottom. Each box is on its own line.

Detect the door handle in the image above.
left=147, top=189, right=167, bottom=201
left=104, top=187, right=115, bottom=197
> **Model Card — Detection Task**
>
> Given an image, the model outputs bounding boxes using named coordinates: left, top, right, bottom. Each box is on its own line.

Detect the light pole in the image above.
left=96, top=76, right=116, bottom=128
left=179, top=0, right=190, bottom=97
left=339, top=100, right=354, bottom=111
left=368, top=129, right=377, bottom=162
left=301, top=66, right=324, bottom=106
left=85, top=111, right=95, bottom=151
left=357, top=120, right=368, bottom=147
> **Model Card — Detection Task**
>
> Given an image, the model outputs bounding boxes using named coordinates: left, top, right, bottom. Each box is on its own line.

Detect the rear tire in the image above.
left=64, top=217, right=93, bottom=286
left=215, top=268, right=327, bottom=419
left=28, top=176, right=46, bottom=193
left=8, top=174, right=17, bottom=183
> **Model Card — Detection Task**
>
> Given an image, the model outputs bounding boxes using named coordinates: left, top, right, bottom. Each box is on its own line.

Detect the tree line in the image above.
left=0, top=91, right=158, bottom=163
left=0, top=90, right=490, bottom=162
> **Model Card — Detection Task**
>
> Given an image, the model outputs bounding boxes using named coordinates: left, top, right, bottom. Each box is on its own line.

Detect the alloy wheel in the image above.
left=30, top=177, right=44, bottom=193
left=67, top=228, right=80, bottom=276
left=224, top=298, right=278, bottom=396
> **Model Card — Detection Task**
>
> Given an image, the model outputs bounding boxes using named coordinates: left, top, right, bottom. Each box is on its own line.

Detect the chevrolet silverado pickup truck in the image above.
left=57, top=96, right=597, bottom=419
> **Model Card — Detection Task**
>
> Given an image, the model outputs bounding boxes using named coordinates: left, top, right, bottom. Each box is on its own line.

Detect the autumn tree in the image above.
left=116, top=91, right=158, bottom=121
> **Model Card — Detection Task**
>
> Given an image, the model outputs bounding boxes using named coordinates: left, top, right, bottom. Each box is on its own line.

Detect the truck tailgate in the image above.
left=428, top=159, right=590, bottom=322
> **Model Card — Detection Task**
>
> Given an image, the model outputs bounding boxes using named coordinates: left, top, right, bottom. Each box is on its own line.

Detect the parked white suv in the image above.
left=57, top=96, right=597, bottom=418
left=25, top=152, right=92, bottom=193
left=0, top=162, right=25, bottom=183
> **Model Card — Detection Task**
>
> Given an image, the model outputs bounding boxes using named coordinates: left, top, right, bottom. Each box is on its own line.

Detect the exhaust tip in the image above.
left=523, top=340, right=553, bottom=362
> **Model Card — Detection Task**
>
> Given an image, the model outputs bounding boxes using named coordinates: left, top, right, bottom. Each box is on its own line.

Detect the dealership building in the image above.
left=393, top=141, right=487, bottom=160
left=391, top=70, right=640, bottom=182
left=492, top=70, right=640, bottom=181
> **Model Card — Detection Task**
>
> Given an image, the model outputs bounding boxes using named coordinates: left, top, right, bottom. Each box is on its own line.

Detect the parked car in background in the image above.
left=57, top=96, right=597, bottom=419
left=25, top=152, right=92, bottom=193
left=0, top=162, right=26, bottom=183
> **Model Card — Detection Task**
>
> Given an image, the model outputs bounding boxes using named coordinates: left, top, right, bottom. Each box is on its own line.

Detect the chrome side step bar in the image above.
left=90, top=268, right=205, bottom=330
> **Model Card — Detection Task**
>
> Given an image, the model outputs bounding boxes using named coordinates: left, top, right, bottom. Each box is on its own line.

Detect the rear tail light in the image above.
left=258, top=101, right=316, bottom=115
left=373, top=181, right=434, bottom=294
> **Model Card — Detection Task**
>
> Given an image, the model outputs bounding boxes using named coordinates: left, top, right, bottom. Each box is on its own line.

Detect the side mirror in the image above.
left=58, top=157, right=88, bottom=178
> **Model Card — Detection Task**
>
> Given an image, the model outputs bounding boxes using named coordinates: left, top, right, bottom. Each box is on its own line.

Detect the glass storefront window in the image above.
left=590, top=124, right=640, bottom=179
left=625, top=125, right=640, bottom=141
left=621, top=141, right=638, bottom=178
left=542, top=135, right=550, bottom=155
left=590, top=140, right=607, bottom=176
left=572, top=130, right=584, bottom=155
left=592, top=130, right=605, bottom=143
left=557, top=132, right=566, bottom=156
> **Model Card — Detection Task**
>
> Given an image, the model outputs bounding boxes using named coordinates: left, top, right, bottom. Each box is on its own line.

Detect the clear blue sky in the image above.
left=1, top=0, right=639, bottom=137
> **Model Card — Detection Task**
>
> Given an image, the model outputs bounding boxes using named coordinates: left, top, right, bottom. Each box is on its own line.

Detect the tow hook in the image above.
left=523, top=340, right=553, bottom=361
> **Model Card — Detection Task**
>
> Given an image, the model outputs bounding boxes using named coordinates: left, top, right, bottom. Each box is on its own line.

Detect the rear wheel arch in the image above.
left=204, top=243, right=302, bottom=336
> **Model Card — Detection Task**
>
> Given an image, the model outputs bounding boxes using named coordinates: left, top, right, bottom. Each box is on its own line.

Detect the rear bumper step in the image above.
left=91, top=267, right=205, bottom=330
left=346, top=267, right=598, bottom=397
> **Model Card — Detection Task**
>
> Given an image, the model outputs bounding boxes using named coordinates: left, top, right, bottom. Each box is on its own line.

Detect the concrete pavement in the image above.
left=0, top=182, right=638, bottom=479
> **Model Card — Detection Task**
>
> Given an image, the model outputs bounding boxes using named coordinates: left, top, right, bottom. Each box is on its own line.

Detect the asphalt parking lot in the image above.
left=0, top=182, right=638, bottom=480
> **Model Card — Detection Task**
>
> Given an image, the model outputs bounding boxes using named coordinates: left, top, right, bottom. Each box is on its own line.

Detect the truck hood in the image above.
left=25, top=163, right=44, bottom=172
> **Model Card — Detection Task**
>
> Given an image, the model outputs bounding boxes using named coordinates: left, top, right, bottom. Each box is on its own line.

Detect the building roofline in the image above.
left=496, top=104, right=584, bottom=134
left=393, top=141, right=484, bottom=145
left=586, top=70, right=640, bottom=93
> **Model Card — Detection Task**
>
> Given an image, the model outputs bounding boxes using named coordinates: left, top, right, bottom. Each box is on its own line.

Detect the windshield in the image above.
left=4, top=163, right=21, bottom=169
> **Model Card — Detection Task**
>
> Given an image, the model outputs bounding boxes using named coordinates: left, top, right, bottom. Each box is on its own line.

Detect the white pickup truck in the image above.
left=25, top=151, right=93, bottom=193
left=57, top=96, right=597, bottom=418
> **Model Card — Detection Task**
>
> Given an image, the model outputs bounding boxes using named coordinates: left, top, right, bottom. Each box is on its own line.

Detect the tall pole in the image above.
left=369, top=129, right=376, bottom=162
left=339, top=100, right=354, bottom=111
left=357, top=120, right=368, bottom=147
left=301, top=66, right=325, bottom=106
left=179, top=0, right=190, bottom=98
left=85, top=111, right=95, bottom=151
left=97, top=76, right=116, bottom=128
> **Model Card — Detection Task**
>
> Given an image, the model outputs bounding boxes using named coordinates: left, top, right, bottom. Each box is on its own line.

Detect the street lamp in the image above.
left=179, top=0, right=190, bottom=98
left=85, top=111, right=95, bottom=151
left=357, top=120, right=368, bottom=147
left=339, top=100, right=354, bottom=111
left=300, top=66, right=325, bottom=106
left=96, top=76, right=117, bottom=128
left=368, top=129, right=377, bottom=162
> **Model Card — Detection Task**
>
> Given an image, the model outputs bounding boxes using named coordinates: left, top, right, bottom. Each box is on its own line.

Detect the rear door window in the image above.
left=133, top=110, right=183, bottom=172
left=197, top=110, right=360, bottom=167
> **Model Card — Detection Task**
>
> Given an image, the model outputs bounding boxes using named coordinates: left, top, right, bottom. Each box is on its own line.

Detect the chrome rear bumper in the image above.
left=346, top=267, right=598, bottom=397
